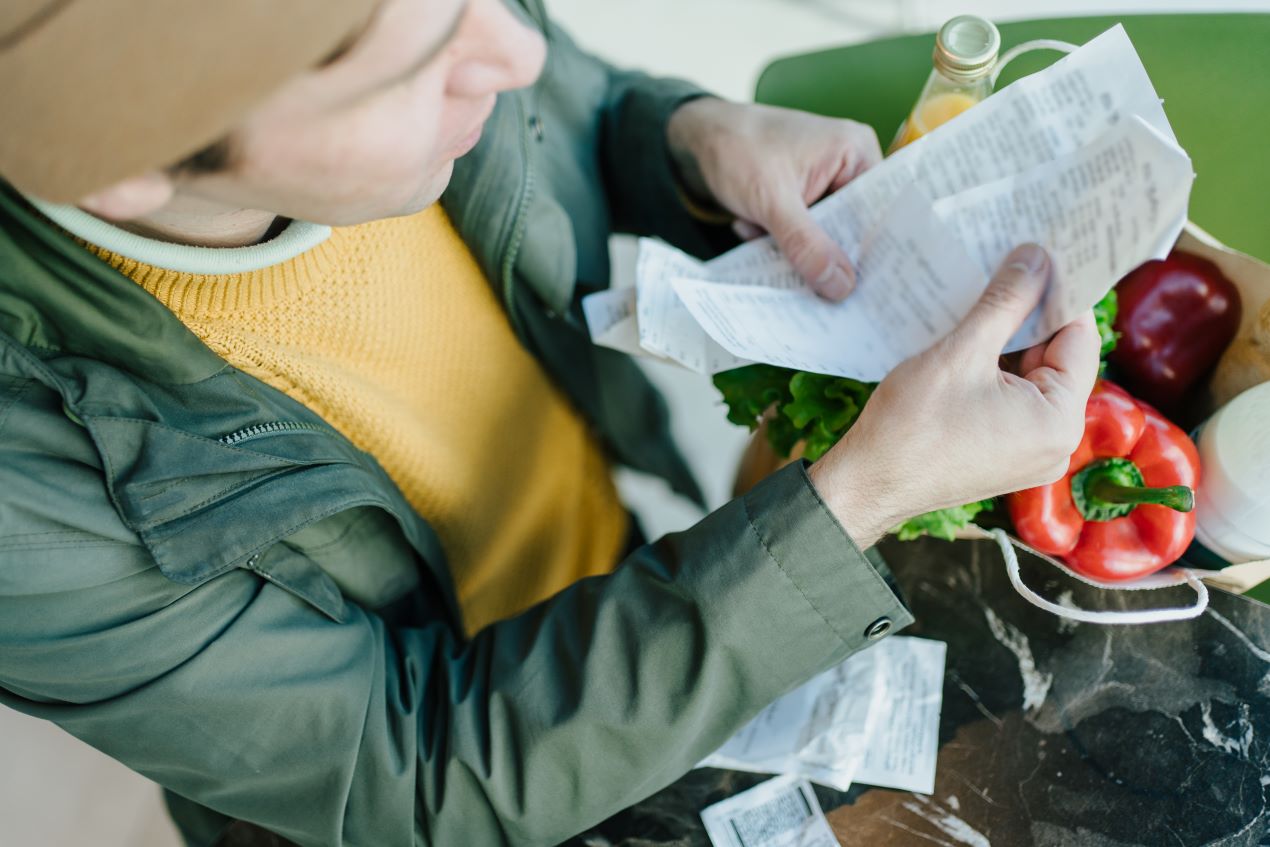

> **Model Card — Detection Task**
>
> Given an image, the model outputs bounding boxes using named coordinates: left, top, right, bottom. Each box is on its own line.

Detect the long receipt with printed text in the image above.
left=584, top=26, right=1192, bottom=381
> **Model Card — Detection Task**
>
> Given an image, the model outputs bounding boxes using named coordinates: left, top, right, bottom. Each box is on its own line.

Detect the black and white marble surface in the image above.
left=570, top=536, right=1270, bottom=847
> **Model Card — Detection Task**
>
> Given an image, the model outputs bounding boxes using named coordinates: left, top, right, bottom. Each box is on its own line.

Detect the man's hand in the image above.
left=667, top=98, right=882, bottom=300
left=808, top=245, right=1102, bottom=549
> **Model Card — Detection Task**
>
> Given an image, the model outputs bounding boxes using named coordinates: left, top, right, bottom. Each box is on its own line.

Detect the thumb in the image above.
left=765, top=193, right=856, bottom=301
left=954, top=244, right=1050, bottom=353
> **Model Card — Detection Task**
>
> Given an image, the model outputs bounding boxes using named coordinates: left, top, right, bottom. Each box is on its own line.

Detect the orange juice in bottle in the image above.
left=889, top=15, right=1000, bottom=153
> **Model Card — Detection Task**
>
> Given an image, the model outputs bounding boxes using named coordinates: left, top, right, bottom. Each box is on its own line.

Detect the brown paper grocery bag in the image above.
left=1174, top=222, right=1270, bottom=592
left=1177, top=222, right=1270, bottom=413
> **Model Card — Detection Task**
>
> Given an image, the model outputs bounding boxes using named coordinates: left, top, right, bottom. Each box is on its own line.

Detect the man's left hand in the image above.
left=667, top=98, right=883, bottom=301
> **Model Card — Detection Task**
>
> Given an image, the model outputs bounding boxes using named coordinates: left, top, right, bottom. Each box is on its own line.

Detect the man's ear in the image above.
left=77, top=171, right=175, bottom=221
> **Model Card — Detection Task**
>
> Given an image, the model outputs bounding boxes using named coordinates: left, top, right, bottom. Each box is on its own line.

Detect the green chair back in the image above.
left=756, top=14, right=1270, bottom=264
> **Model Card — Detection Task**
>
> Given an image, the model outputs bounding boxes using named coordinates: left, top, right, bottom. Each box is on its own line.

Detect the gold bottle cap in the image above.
left=933, top=15, right=1001, bottom=81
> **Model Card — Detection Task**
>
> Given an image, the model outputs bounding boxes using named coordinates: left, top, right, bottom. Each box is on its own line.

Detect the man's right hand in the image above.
left=808, top=243, right=1102, bottom=549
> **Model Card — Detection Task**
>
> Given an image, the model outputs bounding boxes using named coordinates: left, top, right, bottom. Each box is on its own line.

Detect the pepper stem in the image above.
left=1085, top=478, right=1195, bottom=512
left=1070, top=457, right=1195, bottom=522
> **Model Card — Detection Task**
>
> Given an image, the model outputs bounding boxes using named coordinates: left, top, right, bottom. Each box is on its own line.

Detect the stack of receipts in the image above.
left=699, top=636, right=947, bottom=795
left=583, top=26, right=1193, bottom=381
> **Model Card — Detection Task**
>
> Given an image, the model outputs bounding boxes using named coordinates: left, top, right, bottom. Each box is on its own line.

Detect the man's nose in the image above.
left=463, top=0, right=548, bottom=96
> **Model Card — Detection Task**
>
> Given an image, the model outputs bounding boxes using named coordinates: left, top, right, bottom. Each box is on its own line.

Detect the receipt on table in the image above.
left=588, top=25, right=1193, bottom=381
left=852, top=637, right=947, bottom=795
left=700, top=774, right=838, bottom=847
left=698, top=637, right=947, bottom=795
left=700, top=635, right=885, bottom=791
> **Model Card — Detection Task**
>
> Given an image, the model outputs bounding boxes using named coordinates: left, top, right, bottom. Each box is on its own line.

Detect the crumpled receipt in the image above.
left=699, top=636, right=947, bottom=795
left=700, top=774, right=837, bottom=847
left=583, top=25, right=1192, bottom=381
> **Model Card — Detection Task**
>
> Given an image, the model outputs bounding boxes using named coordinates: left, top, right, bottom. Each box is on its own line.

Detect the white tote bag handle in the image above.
left=990, top=39, right=1079, bottom=88
left=991, top=529, right=1209, bottom=625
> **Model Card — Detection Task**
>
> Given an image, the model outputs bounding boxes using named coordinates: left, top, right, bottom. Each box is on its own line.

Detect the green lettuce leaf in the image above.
left=713, top=365, right=873, bottom=462
left=783, top=372, right=873, bottom=461
left=712, top=364, right=793, bottom=430
left=1094, top=288, right=1120, bottom=358
left=892, top=500, right=996, bottom=542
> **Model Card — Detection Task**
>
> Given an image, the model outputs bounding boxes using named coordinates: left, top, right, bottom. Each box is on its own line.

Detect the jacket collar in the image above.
left=0, top=182, right=240, bottom=385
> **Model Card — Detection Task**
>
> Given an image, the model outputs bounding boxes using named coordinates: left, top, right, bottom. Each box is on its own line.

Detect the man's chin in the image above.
left=303, top=163, right=456, bottom=227
left=391, top=162, right=455, bottom=218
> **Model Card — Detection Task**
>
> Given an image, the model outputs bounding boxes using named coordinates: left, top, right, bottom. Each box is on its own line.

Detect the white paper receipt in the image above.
left=700, top=774, right=838, bottom=847
left=699, top=636, right=884, bottom=791
left=587, top=25, right=1193, bottom=381
left=698, top=637, right=947, bottom=795
left=853, top=637, right=947, bottom=795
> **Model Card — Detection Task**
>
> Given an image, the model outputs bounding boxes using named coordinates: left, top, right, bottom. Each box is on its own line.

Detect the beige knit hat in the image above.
left=0, top=0, right=380, bottom=202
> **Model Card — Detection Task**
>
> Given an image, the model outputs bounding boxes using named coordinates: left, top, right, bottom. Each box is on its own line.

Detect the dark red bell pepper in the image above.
left=1007, top=380, right=1200, bottom=581
left=1109, top=251, right=1241, bottom=413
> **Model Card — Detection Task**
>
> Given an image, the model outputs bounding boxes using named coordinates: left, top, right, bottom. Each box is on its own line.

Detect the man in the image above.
left=0, top=0, right=1099, bottom=845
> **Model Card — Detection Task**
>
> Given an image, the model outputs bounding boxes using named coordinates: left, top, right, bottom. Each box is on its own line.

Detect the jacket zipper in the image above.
left=500, top=95, right=538, bottom=337
left=498, top=1, right=548, bottom=332
left=219, top=421, right=328, bottom=447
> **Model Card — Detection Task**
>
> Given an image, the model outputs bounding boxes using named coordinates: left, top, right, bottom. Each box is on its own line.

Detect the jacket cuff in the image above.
left=742, top=462, right=915, bottom=650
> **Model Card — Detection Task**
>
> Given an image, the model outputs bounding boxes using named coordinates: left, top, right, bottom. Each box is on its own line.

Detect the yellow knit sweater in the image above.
left=83, top=205, right=628, bottom=634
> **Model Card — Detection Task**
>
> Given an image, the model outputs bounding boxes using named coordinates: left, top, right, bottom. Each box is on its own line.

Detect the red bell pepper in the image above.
left=1109, top=252, right=1241, bottom=414
left=1007, top=381, right=1199, bottom=581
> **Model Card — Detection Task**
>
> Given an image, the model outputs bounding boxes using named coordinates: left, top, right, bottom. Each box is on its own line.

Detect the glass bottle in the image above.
left=889, top=15, right=1001, bottom=153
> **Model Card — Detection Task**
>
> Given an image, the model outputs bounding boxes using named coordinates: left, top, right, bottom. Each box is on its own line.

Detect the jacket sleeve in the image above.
left=535, top=13, right=736, bottom=259
left=0, top=398, right=912, bottom=847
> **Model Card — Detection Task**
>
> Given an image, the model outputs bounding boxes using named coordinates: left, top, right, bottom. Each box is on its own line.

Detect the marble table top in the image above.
left=570, top=536, right=1270, bottom=847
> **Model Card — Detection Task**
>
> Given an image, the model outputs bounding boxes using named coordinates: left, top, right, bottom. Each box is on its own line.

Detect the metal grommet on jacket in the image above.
left=864, top=617, right=893, bottom=640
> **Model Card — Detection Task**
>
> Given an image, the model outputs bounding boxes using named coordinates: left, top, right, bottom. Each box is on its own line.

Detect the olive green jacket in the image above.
left=0, top=3, right=911, bottom=845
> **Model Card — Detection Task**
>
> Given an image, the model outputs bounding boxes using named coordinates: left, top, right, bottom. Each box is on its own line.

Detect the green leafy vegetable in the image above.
left=714, top=365, right=873, bottom=461
left=713, top=364, right=792, bottom=430
left=892, top=501, right=995, bottom=542
left=1094, top=288, right=1120, bottom=359
left=783, top=371, right=873, bottom=461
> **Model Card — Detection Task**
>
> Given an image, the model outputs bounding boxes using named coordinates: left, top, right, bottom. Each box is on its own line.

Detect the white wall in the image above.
left=549, top=0, right=1270, bottom=99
